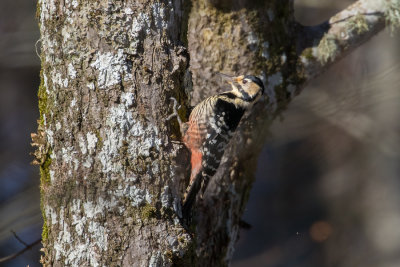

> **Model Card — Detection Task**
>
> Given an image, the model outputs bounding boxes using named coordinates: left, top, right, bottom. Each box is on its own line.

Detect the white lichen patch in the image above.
left=160, top=186, right=170, bottom=208
left=71, top=200, right=84, bottom=235
left=87, top=82, right=95, bottom=90
left=68, top=63, right=77, bottom=79
left=51, top=198, right=115, bottom=266
left=86, top=132, right=98, bottom=154
left=130, top=13, right=151, bottom=54
left=98, top=103, right=161, bottom=174
left=152, top=2, right=169, bottom=30
left=39, top=0, right=57, bottom=21
left=43, top=71, right=50, bottom=94
left=114, top=185, right=152, bottom=207
left=42, top=114, right=47, bottom=126
left=145, top=190, right=153, bottom=204
left=78, top=134, right=87, bottom=155
left=52, top=71, right=69, bottom=89
left=70, top=98, right=77, bottom=108
left=53, top=72, right=63, bottom=87
left=128, top=2, right=172, bottom=54
left=39, top=1, right=66, bottom=65
left=166, top=235, right=178, bottom=249
left=246, top=32, right=259, bottom=48
left=82, top=158, right=93, bottom=169
left=45, top=206, right=58, bottom=225
left=56, top=121, right=62, bottom=131
left=73, top=157, right=79, bottom=171
left=98, top=105, right=132, bottom=173
left=76, top=198, right=114, bottom=232
left=125, top=7, right=134, bottom=15
left=88, top=221, right=108, bottom=250
left=49, top=170, right=55, bottom=182
left=71, top=0, right=78, bottom=9
left=46, top=129, right=54, bottom=147
left=90, top=49, right=133, bottom=89
left=149, top=252, right=163, bottom=267
left=108, top=104, right=134, bottom=130
left=130, top=186, right=149, bottom=206
left=83, top=199, right=107, bottom=219
left=54, top=225, right=72, bottom=260
left=61, top=146, right=76, bottom=164
left=62, top=26, right=72, bottom=45
left=151, top=161, right=160, bottom=176
left=121, top=92, right=135, bottom=108
left=63, top=78, right=69, bottom=88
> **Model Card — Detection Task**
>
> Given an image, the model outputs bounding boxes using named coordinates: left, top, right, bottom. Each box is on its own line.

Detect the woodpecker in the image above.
left=170, top=74, right=264, bottom=219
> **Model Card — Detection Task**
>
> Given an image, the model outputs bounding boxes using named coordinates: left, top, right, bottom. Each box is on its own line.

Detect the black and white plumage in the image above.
left=175, top=74, right=265, bottom=219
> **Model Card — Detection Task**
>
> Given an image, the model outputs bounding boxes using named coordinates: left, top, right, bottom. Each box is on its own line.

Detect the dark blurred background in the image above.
left=233, top=1, right=400, bottom=266
left=0, top=0, right=41, bottom=266
left=0, top=0, right=399, bottom=266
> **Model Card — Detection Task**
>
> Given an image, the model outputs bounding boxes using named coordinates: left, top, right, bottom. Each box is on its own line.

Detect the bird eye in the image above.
left=242, top=79, right=247, bottom=84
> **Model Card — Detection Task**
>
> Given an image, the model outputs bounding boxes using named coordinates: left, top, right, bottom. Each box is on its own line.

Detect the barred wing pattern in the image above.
left=182, top=94, right=245, bottom=218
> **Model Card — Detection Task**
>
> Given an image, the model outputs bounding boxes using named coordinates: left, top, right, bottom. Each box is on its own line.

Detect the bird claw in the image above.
left=167, top=97, right=181, bottom=120
left=167, top=97, right=184, bottom=135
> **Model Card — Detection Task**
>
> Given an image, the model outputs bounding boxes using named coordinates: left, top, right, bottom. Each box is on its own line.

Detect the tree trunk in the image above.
left=37, top=0, right=191, bottom=265
left=187, top=1, right=300, bottom=264
left=35, top=0, right=398, bottom=265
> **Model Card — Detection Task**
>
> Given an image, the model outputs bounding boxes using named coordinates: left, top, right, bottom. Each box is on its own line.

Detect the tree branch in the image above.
left=11, top=230, right=29, bottom=246
left=297, top=0, right=399, bottom=81
left=0, top=237, right=41, bottom=263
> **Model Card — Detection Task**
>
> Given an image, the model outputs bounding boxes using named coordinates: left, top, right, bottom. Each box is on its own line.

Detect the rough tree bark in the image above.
left=34, top=0, right=399, bottom=266
left=36, top=0, right=192, bottom=266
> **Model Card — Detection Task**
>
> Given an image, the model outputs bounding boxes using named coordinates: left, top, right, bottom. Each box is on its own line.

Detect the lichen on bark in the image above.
left=35, top=0, right=398, bottom=265
left=37, top=0, right=192, bottom=265
left=185, top=0, right=307, bottom=264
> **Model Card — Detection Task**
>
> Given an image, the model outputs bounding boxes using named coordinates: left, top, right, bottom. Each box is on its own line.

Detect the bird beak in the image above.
left=217, top=73, right=242, bottom=84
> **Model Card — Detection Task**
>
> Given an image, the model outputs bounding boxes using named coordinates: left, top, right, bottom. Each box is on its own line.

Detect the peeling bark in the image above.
left=35, top=0, right=399, bottom=266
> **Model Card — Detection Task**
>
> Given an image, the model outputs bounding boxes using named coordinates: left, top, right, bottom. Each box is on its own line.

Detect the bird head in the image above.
left=219, top=73, right=264, bottom=103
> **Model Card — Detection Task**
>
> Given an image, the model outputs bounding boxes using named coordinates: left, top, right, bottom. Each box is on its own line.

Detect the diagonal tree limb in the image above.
left=0, top=238, right=41, bottom=263
left=297, top=0, right=398, bottom=82
left=11, top=230, right=29, bottom=246
left=187, top=1, right=399, bottom=263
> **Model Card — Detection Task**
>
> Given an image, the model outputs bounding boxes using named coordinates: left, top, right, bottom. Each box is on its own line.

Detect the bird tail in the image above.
left=182, top=171, right=207, bottom=220
left=182, top=173, right=201, bottom=220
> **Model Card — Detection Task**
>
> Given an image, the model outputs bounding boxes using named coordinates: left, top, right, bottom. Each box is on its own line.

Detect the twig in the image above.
left=297, top=0, right=389, bottom=81
left=35, top=38, right=41, bottom=59
left=0, top=236, right=41, bottom=263
left=11, top=230, right=28, bottom=246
